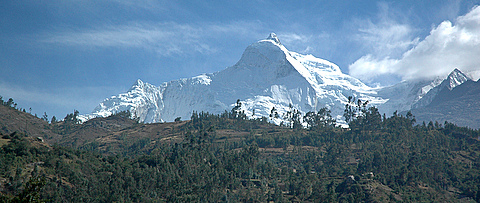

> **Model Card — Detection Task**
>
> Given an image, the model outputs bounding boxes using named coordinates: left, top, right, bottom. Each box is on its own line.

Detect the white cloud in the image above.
left=356, top=22, right=418, bottom=58
left=350, top=5, right=480, bottom=83
left=42, top=21, right=264, bottom=56
left=353, top=2, right=419, bottom=59
left=349, top=55, right=399, bottom=79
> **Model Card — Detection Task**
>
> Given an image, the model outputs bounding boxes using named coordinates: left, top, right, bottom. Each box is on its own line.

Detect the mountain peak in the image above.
left=446, top=68, right=470, bottom=90
left=87, top=33, right=384, bottom=125
left=410, top=68, right=472, bottom=110
left=449, top=68, right=464, bottom=78
left=131, top=79, right=144, bottom=88
left=266, top=33, right=281, bottom=44
left=129, top=79, right=152, bottom=92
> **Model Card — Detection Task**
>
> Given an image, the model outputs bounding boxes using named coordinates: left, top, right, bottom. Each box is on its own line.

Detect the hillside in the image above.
left=0, top=104, right=56, bottom=140
left=1, top=103, right=480, bottom=202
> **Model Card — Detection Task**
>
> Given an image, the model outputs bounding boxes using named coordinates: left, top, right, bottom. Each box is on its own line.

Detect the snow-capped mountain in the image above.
left=376, top=78, right=443, bottom=115
left=85, top=33, right=474, bottom=127
left=375, top=68, right=471, bottom=116
left=89, top=79, right=164, bottom=122
left=411, top=78, right=480, bottom=129
left=411, top=68, right=471, bottom=109
left=87, top=33, right=386, bottom=124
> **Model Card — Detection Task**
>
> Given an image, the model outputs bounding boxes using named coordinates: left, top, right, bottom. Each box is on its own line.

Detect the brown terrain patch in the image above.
left=0, top=105, right=56, bottom=139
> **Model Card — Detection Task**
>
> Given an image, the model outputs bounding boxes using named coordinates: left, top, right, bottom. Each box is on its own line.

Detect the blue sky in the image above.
left=1, top=0, right=480, bottom=119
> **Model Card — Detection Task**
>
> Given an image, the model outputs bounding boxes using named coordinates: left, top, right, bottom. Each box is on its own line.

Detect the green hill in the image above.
left=0, top=103, right=479, bottom=202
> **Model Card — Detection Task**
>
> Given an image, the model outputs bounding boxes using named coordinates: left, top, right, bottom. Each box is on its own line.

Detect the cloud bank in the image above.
left=349, top=5, right=480, bottom=83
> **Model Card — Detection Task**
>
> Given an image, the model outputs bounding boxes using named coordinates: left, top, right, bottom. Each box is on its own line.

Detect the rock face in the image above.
left=85, top=33, right=477, bottom=128
left=87, top=33, right=385, bottom=124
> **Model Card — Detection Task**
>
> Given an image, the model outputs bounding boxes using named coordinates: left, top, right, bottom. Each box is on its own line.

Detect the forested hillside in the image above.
left=0, top=98, right=479, bottom=202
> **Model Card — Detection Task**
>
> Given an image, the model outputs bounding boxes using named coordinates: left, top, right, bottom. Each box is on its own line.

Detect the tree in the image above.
left=406, top=111, right=416, bottom=126
left=270, top=107, right=279, bottom=119
left=292, top=109, right=303, bottom=129
left=231, top=99, right=245, bottom=119
left=50, top=116, right=57, bottom=124
left=343, top=96, right=356, bottom=124
left=344, top=96, right=376, bottom=130
left=303, top=111, right=317, bottom=129
left=362, top=106, right=382, bottom=131
left=112, top=110, right=131, bottom=119
left=304, top=108, right=336, bottom=130
left=317, top=107, right=336, bottom=128
left=10, top=176, right=47, bottom=203
left=6, top=98, right=14, bottom=107
left=42, top=112, right=48, bottom=122
left=284, top=103, right=302, bottom=129
left=64, top=110, right=80, bottom=125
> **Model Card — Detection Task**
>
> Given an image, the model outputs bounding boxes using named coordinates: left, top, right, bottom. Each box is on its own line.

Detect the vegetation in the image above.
left=0, top=98, right=479, bottom=202
left=0, top=96, right=17, bottom=109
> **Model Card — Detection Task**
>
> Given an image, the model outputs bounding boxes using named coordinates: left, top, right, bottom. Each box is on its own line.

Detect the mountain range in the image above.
left=83, top=33, right=478, bottom=128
